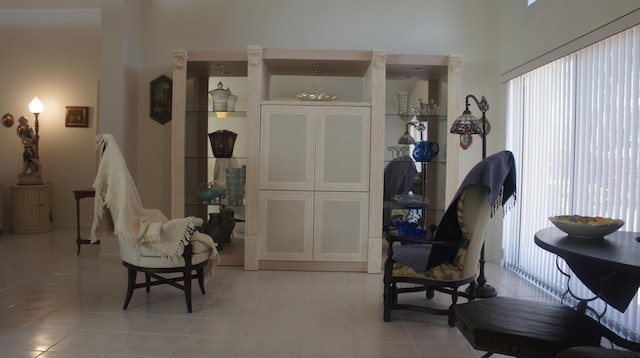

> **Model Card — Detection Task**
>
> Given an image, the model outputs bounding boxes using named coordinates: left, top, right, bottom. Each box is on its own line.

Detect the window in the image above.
left=504, top=24, right=639, bottom=341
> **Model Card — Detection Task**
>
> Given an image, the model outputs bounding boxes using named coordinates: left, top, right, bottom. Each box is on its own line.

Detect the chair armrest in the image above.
left=386, top=234, right=430, bottom=245
left=428, top=239, right=469, bottom=248
left=385, top=233, right=468, bottom=259
left=386, top=234, right=467, bottom=248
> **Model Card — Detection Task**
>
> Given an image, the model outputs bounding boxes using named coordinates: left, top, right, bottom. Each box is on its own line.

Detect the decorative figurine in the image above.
left=16, top=116, right=43, bottom=185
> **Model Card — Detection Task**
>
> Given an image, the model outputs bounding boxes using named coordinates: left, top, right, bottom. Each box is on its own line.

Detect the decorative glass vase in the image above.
left=208, top=130, right=237, bottom=158
left=209, top=81, right=230, bottom=112
left=227, top=94, right=238, bottom=112
left=412, top=141, right=439, bottom=162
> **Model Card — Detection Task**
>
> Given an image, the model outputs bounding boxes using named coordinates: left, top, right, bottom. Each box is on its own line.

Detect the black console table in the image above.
left=453, top=227, right=640, bottom=357
left=534, top=227, right=640, bottom=313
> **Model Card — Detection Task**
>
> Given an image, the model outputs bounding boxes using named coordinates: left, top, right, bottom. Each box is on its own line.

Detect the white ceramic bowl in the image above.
left=549, top=215, right=624, bottom=238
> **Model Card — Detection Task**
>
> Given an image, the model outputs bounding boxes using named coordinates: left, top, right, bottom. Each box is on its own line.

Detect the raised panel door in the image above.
left=313, top=191, right=369, bottom=262
left=258, top=190, right=314, bottom=261
left=259, top=106, right=315, bottom=191
left=315, top=106, right=371, bottom=192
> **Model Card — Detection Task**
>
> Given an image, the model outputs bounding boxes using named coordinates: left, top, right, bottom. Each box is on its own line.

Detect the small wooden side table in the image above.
left=74, top=188, right=96, bottom=254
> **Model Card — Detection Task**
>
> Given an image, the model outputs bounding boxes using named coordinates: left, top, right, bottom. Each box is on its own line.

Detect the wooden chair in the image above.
left=90, top=134, right=217, bottom=313
left=383, top=184, right=491, bottom=325
left=119, top=232, right=212, bottom=313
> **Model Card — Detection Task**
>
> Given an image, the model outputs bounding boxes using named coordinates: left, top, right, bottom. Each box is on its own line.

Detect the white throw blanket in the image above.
left=89, top=134, right=219, bottom=278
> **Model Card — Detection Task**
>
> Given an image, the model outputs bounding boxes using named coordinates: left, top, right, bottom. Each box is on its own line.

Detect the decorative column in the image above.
left=244, top=45, right=263, bottom=270
left=367, top=49, right=386, bottom=273
left=171, top=50, right=188, bottom=219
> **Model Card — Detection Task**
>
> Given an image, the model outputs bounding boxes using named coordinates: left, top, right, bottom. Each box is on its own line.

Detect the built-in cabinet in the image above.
left=258, top=104, right=370, bottom=265
left=259, top=104, right=370, bottom=191
left=171, top=47, right=462, bottom=273
left=10, top=184, right=52, bottom=234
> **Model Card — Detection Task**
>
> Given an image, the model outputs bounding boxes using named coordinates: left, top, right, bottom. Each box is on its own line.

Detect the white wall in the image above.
left=0, top=8, right=101, bottom=231
left=498, top=0, right=640, bottom=77
left=132, top=0, right=502, bottom=214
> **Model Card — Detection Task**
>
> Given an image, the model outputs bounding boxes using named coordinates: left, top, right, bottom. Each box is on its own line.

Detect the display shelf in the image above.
left=173, top=48, right=462, bottom=271
left=185, top=110, right=247, bottom=116
left=388, top=114, right=447, bottom=122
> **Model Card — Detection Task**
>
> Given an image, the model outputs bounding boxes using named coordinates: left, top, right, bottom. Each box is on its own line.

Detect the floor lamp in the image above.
left=450, top=94, right=497, bottom=298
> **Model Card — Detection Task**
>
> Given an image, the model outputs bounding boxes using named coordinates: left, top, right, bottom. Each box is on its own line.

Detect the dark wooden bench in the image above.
left=454, top=296, right=605, bottom=357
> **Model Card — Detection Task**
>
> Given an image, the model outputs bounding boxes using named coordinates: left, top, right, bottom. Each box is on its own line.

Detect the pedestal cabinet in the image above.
left=0, top=182, right=4, bottom=233
left=10, top=184, right=52, bottom=233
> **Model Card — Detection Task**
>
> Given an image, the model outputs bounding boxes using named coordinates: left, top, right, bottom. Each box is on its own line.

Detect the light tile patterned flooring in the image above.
left=0, top=228, right=557, bottom=357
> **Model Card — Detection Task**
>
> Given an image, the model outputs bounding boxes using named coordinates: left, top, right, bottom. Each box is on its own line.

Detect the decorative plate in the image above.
left=549, top=215, right=624, bottom=238
left=295, top=91, right=337, bottom=102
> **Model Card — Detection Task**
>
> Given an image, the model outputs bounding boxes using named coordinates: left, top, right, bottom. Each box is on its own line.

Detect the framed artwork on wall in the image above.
left=65, top=106, right=89, bottom=127
left=150, top=75, right=172, bottom=124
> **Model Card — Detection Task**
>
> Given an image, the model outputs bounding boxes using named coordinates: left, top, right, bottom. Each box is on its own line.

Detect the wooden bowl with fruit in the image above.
left=549, top=215, right=624, bottom=238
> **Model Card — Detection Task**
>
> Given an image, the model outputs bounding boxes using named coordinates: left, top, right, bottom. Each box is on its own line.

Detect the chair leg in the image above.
left=123, top=268, right=137, bottom=310
left=467, top=281, right=477, bottom=301
left=383, top=285, right=391, bottom=322
left=197, top=267, right=206, bottom=294
left=145, top=273, right=151, bottom=292
left=384, top=280, right=397, bottom=322
left=426, top=287, right=435, bottom=299
left=448, top=310, right=456, bottom=327
left=448, top=288, right=460, bottom=327
left=184, top=267, right=193, bottom=313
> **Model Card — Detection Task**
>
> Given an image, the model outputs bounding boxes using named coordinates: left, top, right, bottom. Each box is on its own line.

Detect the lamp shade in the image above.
left=29, top=97, right=43, bottom=114
left=398, top=131, right=415, bottom=145
left=450, top=110, right=483, bottom=135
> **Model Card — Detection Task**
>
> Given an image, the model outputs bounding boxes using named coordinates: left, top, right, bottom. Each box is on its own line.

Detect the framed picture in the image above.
left=65, top=106, right=89, bottom=127
left=150, top=75, right=172, bottom=124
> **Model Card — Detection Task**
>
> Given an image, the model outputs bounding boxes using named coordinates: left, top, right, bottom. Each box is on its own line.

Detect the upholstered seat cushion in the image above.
left=393, top=261, right=463, bottom=281
left=119, top=239, right=210, bottom=269
left=139, top=240, right=209, bottom=257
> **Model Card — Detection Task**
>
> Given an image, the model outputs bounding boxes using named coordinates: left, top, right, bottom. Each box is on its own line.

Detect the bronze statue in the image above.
left=16, top=116, right=43, bottom=185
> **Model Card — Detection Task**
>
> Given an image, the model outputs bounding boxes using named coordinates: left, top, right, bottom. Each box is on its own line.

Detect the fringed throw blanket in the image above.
left=455, top=150, right=517, bottom=216
left=394, top=150, right=517, bottom=271
left=89, top=134, right=219, bottom=278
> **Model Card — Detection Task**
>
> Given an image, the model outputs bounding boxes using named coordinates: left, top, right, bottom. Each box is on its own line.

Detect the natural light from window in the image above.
left=504, top=24, right=639, bottom=342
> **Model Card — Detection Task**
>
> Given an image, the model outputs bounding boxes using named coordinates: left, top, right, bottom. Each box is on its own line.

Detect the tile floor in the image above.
left=0, top=228, right=558, bottom=357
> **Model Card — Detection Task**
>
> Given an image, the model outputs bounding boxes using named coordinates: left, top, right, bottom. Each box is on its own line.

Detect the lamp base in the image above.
left=467, top=283, right=497, bottom=298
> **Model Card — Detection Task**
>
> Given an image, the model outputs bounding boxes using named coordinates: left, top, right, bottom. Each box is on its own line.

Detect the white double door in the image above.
left=258, top=104, right=371, bottom=262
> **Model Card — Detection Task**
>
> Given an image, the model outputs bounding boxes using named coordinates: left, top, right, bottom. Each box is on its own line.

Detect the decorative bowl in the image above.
left=549, top=215, right=624, bottom=238
left=197, top=181, right=226, bottom=204
left=295, top=91, right=337, bottom=102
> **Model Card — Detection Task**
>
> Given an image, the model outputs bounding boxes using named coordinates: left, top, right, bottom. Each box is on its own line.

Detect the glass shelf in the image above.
left=186, top=201, right=245, bottom=207
left=186, top=110, right=247, bottom=116
left=385, top=113, right=447, bottom=122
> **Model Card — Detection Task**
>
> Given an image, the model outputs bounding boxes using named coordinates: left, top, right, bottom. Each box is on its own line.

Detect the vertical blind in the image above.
left=504, top=24, right=640, bottom=341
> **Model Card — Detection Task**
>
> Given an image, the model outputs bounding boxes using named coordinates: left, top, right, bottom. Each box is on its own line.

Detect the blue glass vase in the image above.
left=412, top=141, right=439, bottom=162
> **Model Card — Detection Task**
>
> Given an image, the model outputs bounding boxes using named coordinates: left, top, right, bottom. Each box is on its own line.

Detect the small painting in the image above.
left=65, top=106, right=89, bottom=127
left=150, top=75, right=172, bottom=124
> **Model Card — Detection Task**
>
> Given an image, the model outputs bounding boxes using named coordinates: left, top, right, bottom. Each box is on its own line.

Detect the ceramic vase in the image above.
left=413, top=141, right=439, bottom=162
